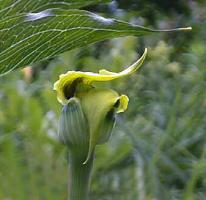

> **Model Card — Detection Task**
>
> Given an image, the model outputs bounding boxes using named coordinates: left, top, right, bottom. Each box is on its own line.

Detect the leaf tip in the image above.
left=178, top=26, right=192, bottom=31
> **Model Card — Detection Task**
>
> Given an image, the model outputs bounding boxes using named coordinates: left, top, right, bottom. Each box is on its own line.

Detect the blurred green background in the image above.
left=0, top=1, right=206, bottom=200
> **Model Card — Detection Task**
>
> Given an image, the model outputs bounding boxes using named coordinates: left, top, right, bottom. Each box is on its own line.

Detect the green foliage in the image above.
left=0, top=0, right=110, bottom=15
left=0, top=1, right=205, bottom=200
left=0, top=0, right=150, bottom=75
left=0, top=0, right=190, bottom=75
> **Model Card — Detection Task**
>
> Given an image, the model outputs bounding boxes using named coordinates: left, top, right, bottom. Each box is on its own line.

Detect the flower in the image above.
left=54, top=48, right=147, bottom=163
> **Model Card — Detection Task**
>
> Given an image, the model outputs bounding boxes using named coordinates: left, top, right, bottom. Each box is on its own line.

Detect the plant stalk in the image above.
left=68, top=150, right=94, bottom=200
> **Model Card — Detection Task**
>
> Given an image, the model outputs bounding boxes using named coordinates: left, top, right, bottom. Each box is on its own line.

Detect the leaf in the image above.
left=0, top=0, right=110, bottom=16
left=0, top=1, right=191, bottom=75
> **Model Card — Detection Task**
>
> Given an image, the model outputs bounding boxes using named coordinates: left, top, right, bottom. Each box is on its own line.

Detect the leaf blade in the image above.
left=0, top=0, right=110, bottom=16
left=0, top=8, right=191, bottom=75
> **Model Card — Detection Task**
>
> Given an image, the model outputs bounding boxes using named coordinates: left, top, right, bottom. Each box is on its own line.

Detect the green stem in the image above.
left=68, top=150, right=94, bottom=200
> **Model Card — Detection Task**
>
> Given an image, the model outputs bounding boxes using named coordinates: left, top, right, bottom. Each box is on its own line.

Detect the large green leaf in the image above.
left=0, top=1, right=191, bottom=75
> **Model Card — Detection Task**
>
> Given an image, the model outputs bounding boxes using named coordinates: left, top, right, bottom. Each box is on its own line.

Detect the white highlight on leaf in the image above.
left=25, top=10, right=54, bottom=22
left=92, top=14, right=114, bottom=25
